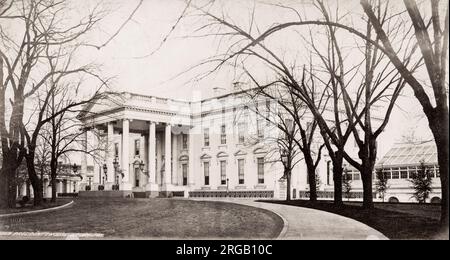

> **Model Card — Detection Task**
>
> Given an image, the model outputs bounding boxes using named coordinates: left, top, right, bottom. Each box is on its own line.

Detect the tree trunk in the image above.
left=361, top=167, right=374, bottom=209
left=430, top=109, right=449, bottom=227
left=51, top=178, right=57, bottom=203
left=25, top=155, right=43, bottom=206
left=286, top=170, right=291, bottom=202
left=8, top=170, right=17, bottom=207
left=305, top=154, right=317, bottom=202
left=0, top=168, right=10, bottom=208
left=332, top=153, right=343, bottom=206
left=0, top=154, right=20, bottom=208
left=307, top=168, right=317, bottom=202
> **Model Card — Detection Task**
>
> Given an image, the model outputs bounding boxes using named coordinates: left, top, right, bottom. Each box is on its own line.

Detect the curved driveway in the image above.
left=193, top=198, right=388, bottom=240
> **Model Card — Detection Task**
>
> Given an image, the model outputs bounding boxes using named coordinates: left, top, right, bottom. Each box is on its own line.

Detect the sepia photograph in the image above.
left=0, top=0, right=448, bottom=244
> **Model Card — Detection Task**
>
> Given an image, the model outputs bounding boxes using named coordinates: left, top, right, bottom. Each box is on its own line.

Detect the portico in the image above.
left=78, top=93, right=194, bottom=197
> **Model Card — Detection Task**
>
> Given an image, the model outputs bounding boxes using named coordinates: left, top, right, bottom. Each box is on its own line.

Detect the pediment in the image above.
left=253, top=147, right=267, bottom=155
left=234, top=150, right=247, bottom=157
left=78, top=92, right=125, bottom=120
left=179, top=155, right=189, bottom=161
left=217, top=152, right=229, bottom=158
left=200, top=154, right=212, bottom=160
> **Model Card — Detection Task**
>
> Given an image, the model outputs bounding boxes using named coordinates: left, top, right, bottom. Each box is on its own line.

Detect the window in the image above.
left=182, top=164, right=188, bottom=186
left=238, top=123, right=246, bottom=144
left=265, top=100, right=271, bottom=125
left=285, top=119, right=293, bottom=139
left=114, top=143, right=119, bottom=157
left=257, top=158, right=265, bottom=184
left=345, top=173, right=353, bottom=181
left=327, top=161, right=331, bottom=185
left=400, top=168, right=408, bottom=179
left=382, top=169, right=391, bottom=179
left=220, top=125, right=227, bottom=145
left=257, top=119, right=264, bottom=138
left=182, top=134, right=188, bottom=150
left=391, top=168, right=400, bottom=179
left=353, top=172, right=361, bottom=181
left=204, top=162, right=210, bottom=185
left=204, top=128, right=210, bottom=147
left=408, top=167, right=417, bottom=179
left=220, top=161, right=227, bottom=185
left=134, top=139, right=140, bottom=156
left=238, top=159, right=245, bottom=184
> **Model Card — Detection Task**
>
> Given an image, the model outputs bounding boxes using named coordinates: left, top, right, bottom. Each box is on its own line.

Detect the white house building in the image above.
left=78, top=90, right=336, bottom=199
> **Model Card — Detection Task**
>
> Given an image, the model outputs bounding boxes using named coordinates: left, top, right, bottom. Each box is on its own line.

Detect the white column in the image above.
left=67, top=180, right=72, bottom=193
left=164, top=124, right=172, bottom=186
left=58, top=181, right=63, bottom=194
left=107, top=122, right=114, bottom=184
left=122, top=119, right=131, bottom=190
left=188, top=128, right=195, bottom=187
left=46, top=180, right=52, bottom=198
left=146, top=122, right=158, bottom=193
left=29, top=185, right=34, bottom=198
left=172, top=134, right=178, bottom=185
left=21, top=183, right=27, bottom=197
left=81, top=130, right=88, bottom=188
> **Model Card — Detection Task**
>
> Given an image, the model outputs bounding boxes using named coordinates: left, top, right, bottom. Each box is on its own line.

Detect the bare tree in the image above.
left=251, top=105, right=302, bottom=202
left=0, top=0, right=106, bottom=207
left=38, top=80, right=106, bottom=202
left=306, top=1, right=423, bottom=209
left=185, top=1, right=356, bottom=206
left=245, top=83, right=325, bottom=202
left=360, top=0, right=449, bottom=226
left=185, top=0, right=433, bottom=211
left=0, top=0, right=143, bottom=208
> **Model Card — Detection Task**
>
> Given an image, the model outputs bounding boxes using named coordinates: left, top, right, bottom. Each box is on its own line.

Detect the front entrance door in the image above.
left=182, top=164, right=188, bottom=186
left=134, top=167, right=140, bottom=187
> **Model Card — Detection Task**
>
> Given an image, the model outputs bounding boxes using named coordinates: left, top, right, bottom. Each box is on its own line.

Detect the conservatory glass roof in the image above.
left=377, top=142, right=438, bottom=167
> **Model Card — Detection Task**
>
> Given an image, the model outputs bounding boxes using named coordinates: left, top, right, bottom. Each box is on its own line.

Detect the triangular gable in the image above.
left=253, top=147, right=267, bottom=155
left=78, top=92, right=125, bottom=120
left=200, top=154, right=212, bottom=160
left=234, top=150, right=247, bottom=157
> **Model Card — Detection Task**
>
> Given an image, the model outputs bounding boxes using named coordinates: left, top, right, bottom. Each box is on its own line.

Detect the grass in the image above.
left=0, top=198, right=283, bottom=239
left=261, top=199, right=448, bottom=240
left=0, top=199, right=72, bottom=215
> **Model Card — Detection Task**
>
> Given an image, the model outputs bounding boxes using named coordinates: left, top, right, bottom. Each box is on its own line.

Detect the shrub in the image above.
left=409, top=162, right=432, bottom=203
left=375, top=168, right=390, bottom=202
left=342, top=169, right=352, bottom=201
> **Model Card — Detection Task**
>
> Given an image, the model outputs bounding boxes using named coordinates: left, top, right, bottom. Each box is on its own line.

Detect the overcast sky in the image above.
left=40, top=0, right=441, bottom=158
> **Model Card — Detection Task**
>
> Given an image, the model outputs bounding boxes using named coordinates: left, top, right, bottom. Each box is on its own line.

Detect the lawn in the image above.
left=0, top=198, right=283, bottom=239
left=261, top=200, right=448, bottom=240
left=0, top=199, right=72, bottom=215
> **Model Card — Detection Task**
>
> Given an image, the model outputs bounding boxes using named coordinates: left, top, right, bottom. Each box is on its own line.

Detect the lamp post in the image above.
left=280, top=150, right=291, bottom=201
left=72, top=163, right=78, bottom=193
left=113, top=157, right=120, bottom=190
left=102, top=164, right=108, bottom=185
